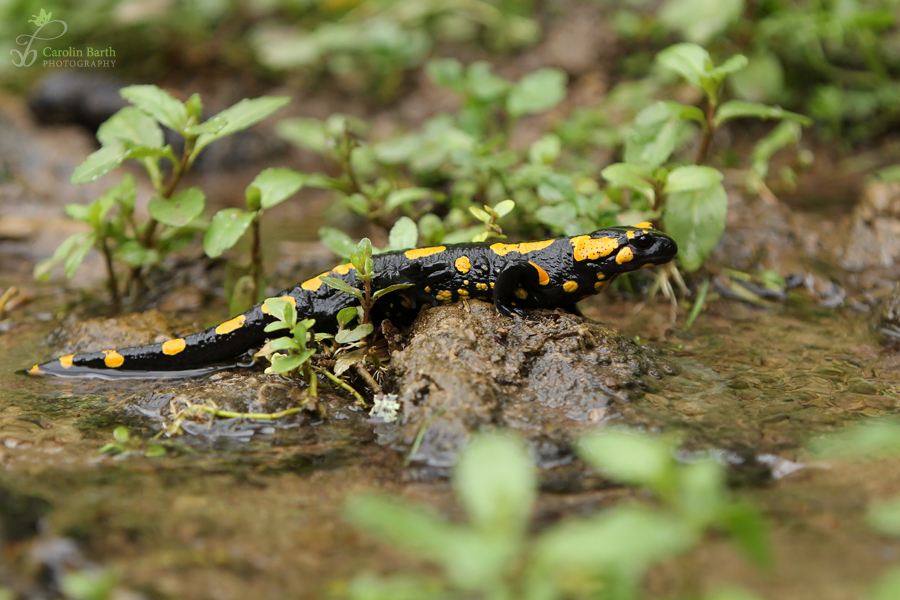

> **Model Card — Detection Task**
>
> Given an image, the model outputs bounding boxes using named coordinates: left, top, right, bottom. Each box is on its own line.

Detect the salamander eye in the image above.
left=631, top=234, right=655, bottom=249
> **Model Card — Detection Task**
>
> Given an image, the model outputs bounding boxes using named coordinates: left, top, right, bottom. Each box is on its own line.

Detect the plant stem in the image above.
left=249, top=213, right=261, bottom=303
left=99, top=235, right=120, bottom=312
left=355, top=363, right=382, bottom=394
left=143, top=136, right=196, bottom=248
left=196, top=406, right=302, bottom=420
left=361, top=278, right=373, bottom=325
left=694, top=101, right=717, bottom=165
left=313, top=366, right=367, bottom=407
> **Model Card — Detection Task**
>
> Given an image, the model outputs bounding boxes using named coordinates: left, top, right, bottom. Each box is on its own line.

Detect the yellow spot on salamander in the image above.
left=616, top=247, right=634, bottom=264
left=458, top=288, right=470, bottom=297
left=405, top=246, right=446, bottom=260
left=476, top=283, right=489, bottom=291
left=215, top=315, right=246, bottom=335
left=261, top=296, right=297, bottom=315
left=162, top=338, right=187, bottom=356
left=490, top=239, right=554, bottom=256
left=455, top=256, right=471, bottom=274
left=463, top=280, right=469, bottom=285
left=641, top=263, right=656, bottom=269
left=331, top=263, right=354, bottom=275
left=571, top=236, right=619, bottom=261
left=633, top=221, right=653, bottom=229
left=436, top=290, right=453, bottom=302
left=301, top=275, right=324, bottom=291
left=595, top=281, right=609, bottom=292
left=626, top=230, right=635, bottom=239
left=400, top=295, right=412, bottom=308
left=528, top=261, right=550, bottom=285
left=597, top=272, right=606, bottom=280
left=59, top=355, right=74, bottom=369
left=103, top=350, right=124, bottom=368
left=563, top=280, right=578, bottom=292
left=490, top=282, right=495, bottom=288
left=515, top=288, right=528, bottom=299
left=424, top=286, right=431, bottom=293
left=28, top=364, right=44, bottom=376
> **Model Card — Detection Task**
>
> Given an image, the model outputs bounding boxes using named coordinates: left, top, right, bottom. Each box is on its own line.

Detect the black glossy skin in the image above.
left=24, top=225, right=677, bottom=379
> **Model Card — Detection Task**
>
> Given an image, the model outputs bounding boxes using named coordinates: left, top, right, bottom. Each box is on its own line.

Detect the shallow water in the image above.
left=3, top=285, right=900, bottom=599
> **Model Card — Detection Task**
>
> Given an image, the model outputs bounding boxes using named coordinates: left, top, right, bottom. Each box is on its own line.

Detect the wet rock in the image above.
left=28, top=73, right=128, bottom=133
left=840, top=180, right=900, bottom=272
left=874, top=282, right=900, bottom=346
left=383, top=300, right=675, bottom=467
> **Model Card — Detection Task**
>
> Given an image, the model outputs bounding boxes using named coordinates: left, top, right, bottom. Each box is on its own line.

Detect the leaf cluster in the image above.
left=343, top=430, right=770, bottom=600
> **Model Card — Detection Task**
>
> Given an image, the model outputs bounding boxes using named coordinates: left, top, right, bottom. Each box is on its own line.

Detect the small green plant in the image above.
left=98, top=426, right=166, bottom=458
left=811, top=419, right=900, bottom=599
left=600, top=43, right=811, bottom=273
left=342, top=430, right=770, bottom=599
left=35, top=85, right=290, bottom=310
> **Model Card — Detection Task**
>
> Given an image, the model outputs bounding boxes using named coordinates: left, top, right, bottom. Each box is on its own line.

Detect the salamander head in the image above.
left=570, top=222, right=678, bottom=276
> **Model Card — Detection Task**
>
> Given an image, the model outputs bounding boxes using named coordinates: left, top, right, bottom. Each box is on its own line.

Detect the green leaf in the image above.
left=248, top=167, right=309, bottom=210
left=418, top=213, right=446, bottom=245
left=750, top=121, right=802, bottom=182
left=271, top=353, right=306, bottom=373
left=601, top=163, right=657, bottom=205
left=426, top=58, right=465, bottom=92
left=34, top=233, right=93, bottom=281
left=195, top=96, right=290, bottom=153
left=203, top=208, right=255, bottom=258
left=113, top=426, right=130, bottom=443
left=663, top=173, right=728, bottom=272
left=120, top=85, right=187, bottom=132
left=269, top=337, right=300, bottom=352
left=465, top=62, right=510, bottom=102
left=264, top=322, right=290, bottom=333
left=148, top=187, right=206, bottom=227
left=344, top=494, right=462, bottom=571
left=263, top=297, right=297, bottom=326
left=276, top=117, right=329, bottom=155
left=71, top=144, right=130, bottom=184
left=64, top=233, right=97, bottom=279
left=319, top=227, right=358, bottom=259
left=533, top=506, right=695, bottom=577
left=455, top=433, right=536, bottom=536
left=868, top=497, right=900, bottom=537
left=528, top=134, right=561, bottom=165
left=336, top=306, right=359, bottom=329
left=185, top=93, right=203, bottom=121
left=183, top=116, right=226, bottom=137
left=320, top=276, right=363, bottom=299
left=657, top=43, right=711, bottom=89
left=493, top=199, right=515, bottom=218
left=708, top=55, right=749, bottom=82
left=704, top=586, right=765, bottom=600
left=578, top=431, right=677, bottom=495
left=469, top=206, right=492, bottom=224
left=145, top=445, right=167, bottom=457
left=335, top=323, right=374, bottom=344
left=664, top=165, right=724, bottom=193
left=507, top=68, right=568, bottom=118
left=97, top=106, right=164, bottom=149
left=869, top=568, right=900, bottom=600
left=372, top=283, right=415, bottom=300
left=384, top=187, right=432, bottom=212
left=625, top=101, right=700, bottom=170
left=115, top=240, right=159, bottom=267
left=658, top=0, right=744, bottom=45
left=729, top=52, right=785, bottom=104
left=388, top=217, right=418, bottom=251
left=60, top=570, right=117, bottom=600
left=809, top=420, right=900, bottom=458
left=715, top=101, right=812, bottom=128
left=535, top=204, right=577, bottom=230
left=719, top=503, right=772, bottom=569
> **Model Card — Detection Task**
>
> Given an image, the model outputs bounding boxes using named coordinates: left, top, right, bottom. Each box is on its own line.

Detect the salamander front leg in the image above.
left=493, top=259, right=542, bottom=318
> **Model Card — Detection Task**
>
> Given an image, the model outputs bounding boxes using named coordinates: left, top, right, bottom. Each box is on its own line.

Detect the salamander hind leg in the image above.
left=493, top=259, right=544, bottom=318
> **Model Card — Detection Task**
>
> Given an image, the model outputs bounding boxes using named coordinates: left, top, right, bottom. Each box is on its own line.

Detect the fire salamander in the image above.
left=23, top=223, right=676, bottom=379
